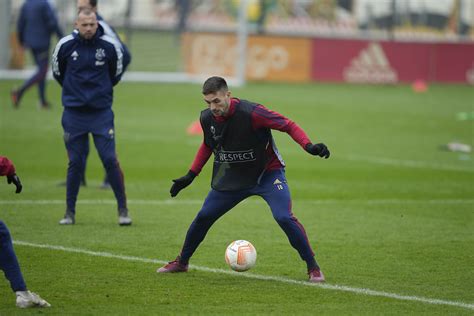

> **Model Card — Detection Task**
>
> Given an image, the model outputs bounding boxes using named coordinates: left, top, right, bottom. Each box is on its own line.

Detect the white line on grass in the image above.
left=1, top=199, right=473, bottom=206
left=0, top=199, right=202, bottom=205
left=13, top=240, right=474, bottom=311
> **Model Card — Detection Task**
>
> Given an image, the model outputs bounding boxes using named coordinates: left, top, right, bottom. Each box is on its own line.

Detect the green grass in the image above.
left=0, top=80, right=473, bottom=314
left=125, top=30, right=182, bottom=72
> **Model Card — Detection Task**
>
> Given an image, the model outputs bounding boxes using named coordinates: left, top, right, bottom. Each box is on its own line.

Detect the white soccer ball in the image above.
left=225, top=240, right=257, bottom=272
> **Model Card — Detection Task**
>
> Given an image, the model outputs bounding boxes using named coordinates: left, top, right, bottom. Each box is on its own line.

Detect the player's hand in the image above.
left=170, top=170, right=197, bottom=197
left=305, top=143, right=330, bottom=159
left=7, top=174, right=22, bottom=193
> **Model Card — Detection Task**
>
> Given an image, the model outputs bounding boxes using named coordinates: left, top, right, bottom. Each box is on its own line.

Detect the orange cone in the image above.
left=412, top=79, right=428, bottom=93
left=187, top=120, right=203, bottom=135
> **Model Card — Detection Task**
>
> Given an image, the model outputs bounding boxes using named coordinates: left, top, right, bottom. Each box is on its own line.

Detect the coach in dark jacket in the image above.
left=64, top=0, right=133, bottom=189
left=52, top=9, right=131, bottom=226
left=11, top=0, right=63, bottom=109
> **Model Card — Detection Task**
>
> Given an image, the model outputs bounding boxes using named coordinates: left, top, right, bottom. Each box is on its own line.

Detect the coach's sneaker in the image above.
left=118, top=208, right=132, bottom=226
left=59, top=211, right=75, bottom=225
left=16, top=291, right=50, bottom=308
left=308, top=268, right=325, bottom=283
left=157, top=256, right=188, bottom=273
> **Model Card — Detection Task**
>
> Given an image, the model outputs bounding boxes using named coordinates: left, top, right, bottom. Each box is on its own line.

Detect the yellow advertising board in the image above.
left=182, top=33, right=311, bottom=82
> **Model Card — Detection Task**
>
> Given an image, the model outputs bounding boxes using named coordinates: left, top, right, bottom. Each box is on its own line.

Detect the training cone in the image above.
left=412, top=79, right=428, bottom=93
left=187, top=120, right=203, bottom=135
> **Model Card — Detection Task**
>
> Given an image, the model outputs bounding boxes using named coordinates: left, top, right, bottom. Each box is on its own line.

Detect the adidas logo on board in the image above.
left=343, top=42, right=398, bottom=84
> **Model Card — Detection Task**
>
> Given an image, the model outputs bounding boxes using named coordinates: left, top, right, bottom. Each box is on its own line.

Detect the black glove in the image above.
left=305, top=143, right=330, bottom=159
left=7, top=174, right=22, bottom=193
left=170, top=170, right=197, bottom=197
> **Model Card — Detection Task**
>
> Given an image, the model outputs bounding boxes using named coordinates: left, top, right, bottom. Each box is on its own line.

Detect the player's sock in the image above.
left=306, top=257, right=320, bottom=271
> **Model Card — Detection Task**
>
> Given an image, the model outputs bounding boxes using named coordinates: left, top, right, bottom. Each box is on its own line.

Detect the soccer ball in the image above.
left=225, top=240, right=257, bottom=272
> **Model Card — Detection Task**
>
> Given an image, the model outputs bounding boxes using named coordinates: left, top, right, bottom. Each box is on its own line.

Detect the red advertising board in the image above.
left=434, top=43, right=474, bottom=83
left=181, top=33, right=474, bottom=84
left=311, top=38, right=474, bottom=84
left=382, top=41, right=433, bottom=82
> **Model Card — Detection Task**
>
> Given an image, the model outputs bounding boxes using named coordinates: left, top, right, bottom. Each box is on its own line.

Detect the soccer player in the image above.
left=11, top=0, right=63, bottom=109
left=0, top=156, right=50, bottom=308
left=52, top=9, right=132, bottom=226
left=158, top=76, right=330, bottom=282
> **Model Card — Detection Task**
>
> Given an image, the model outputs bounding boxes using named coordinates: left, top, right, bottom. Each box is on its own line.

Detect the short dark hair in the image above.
left=89, top=0, right=98, bottom=8
left=77, top=8, right=96, bottom=19
left=202, top=76, right=228, bottom=95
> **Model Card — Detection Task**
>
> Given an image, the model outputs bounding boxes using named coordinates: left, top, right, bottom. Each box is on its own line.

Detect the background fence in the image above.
left=1, top=0, right=473, bottom=83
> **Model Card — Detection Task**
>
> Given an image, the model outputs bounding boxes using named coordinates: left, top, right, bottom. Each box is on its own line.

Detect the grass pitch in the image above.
left=0, top=80, right=473, bottom=314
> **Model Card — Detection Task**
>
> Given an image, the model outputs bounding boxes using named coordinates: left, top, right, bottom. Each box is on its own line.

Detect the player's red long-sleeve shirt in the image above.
left=0, top=156, right=16, bottom=177
left=190, top=98, right=312, bottom=175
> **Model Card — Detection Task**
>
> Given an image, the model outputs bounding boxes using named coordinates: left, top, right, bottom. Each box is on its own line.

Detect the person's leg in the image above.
left=92, top=112, right=129, bottom=224
left=64, top=133, right=89, bottom=219
left=13, top=49, right=49, bottom=107
left=59, top=135, right=87, bottom=187
left=0, top=221, right=27, bottom=292
left=0, top=221, right=50, bottom=307
left=81, top=135, right=89, bottom=186
left=157, top=189, right=248, bottom=273
left=35, top=51, right=49, bottom=107
left=179, top=189, right=249, bottom=264
left=256, top=170, right=322, bottom=273
left=61, top=111, right=89, bottom=223
left=94, top=133, right=127, bottom=208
